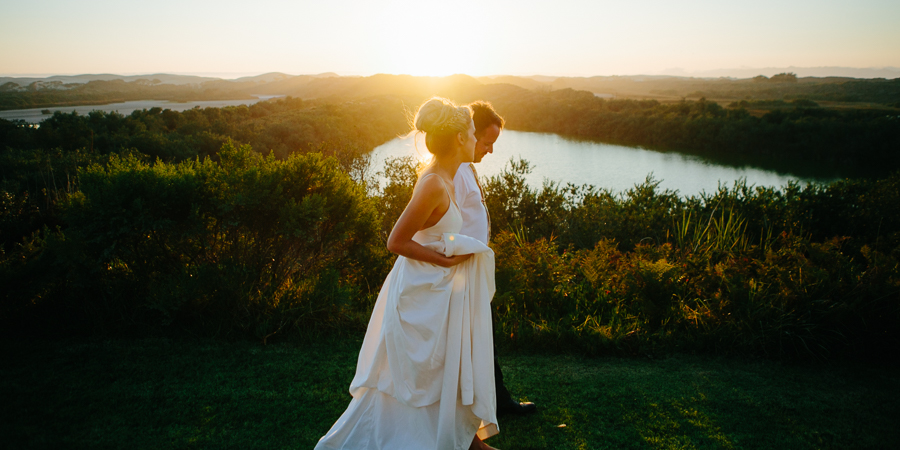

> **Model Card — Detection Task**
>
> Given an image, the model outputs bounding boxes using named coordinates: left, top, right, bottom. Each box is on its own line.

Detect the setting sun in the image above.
left=364, top=0, right=486, bottom=76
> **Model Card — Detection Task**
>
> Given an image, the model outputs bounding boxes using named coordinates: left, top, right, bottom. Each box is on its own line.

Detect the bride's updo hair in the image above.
left=412, top=97, right=473, bottom=157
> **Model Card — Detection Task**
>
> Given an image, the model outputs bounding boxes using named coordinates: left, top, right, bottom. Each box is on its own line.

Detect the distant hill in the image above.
left=3, top=71, right=899, bottom=112
left=477, top=75, right=549, bottom=91
left=0, top=72, right=342, bottom=88
left=3, top=66, right=897, bottom=90
left=0, top=73, right=223, bottom=87
left=659, top=66, right=900, bottom=79
left=248, top=73, right=484, bottom=100
left=232, top=72, right=338, bottom=83
left=232, top=72, right=294, bottom=83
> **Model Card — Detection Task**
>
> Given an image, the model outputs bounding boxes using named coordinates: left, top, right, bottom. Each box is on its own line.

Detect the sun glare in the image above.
left=406, top=132, right=433, bottom=165
left=368, top=1, right=484, bottom=77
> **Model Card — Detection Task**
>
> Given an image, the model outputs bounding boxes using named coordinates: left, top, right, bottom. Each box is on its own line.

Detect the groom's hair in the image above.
left=468, top=101, right=505, bottom=134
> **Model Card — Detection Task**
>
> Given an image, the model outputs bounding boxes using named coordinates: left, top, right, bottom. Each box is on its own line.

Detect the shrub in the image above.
left=25, top=141, right=381, bottom=339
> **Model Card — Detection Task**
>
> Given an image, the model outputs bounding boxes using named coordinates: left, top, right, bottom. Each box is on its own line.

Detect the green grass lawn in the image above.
left=1, top=337, right=897, bottom=449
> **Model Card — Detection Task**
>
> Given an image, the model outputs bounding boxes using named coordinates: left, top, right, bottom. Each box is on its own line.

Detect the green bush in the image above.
left=7, top=141, right=381, bottom=339
left=2, top=97, right=899, bottom=358
left=490, top=225, right=899, bottom=358
left=481, top=158, right=900, bottom=358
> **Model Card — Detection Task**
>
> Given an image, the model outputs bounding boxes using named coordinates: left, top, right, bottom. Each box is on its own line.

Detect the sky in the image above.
left=1, top=0, right=899, bottom=78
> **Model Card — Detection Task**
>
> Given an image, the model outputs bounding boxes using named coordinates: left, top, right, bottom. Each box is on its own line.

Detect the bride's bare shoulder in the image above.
left=413, top=172, right=445, bottom=196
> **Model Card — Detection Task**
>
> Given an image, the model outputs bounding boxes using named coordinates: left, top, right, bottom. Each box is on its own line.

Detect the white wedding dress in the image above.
left=315, top=174, right=499, bottom=450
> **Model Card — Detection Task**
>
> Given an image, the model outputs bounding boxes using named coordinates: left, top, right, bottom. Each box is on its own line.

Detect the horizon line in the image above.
left=3, top=65, right=900, bottom=81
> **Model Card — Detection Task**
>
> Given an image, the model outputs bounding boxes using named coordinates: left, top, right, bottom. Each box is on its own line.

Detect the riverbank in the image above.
left=370, top=130, right=839, bottom=196
left=2, top=337, right=897, bottom=449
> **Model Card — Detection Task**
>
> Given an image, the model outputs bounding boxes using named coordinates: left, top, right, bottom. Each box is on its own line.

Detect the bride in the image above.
left=315, top=97, right=500, bottom=450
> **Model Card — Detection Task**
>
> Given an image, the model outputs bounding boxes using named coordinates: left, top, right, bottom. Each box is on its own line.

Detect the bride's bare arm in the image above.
left=387, top=175, right=472, bottom=268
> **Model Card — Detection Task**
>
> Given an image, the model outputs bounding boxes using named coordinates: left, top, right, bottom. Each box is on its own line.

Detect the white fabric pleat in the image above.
left=315, top=231, right=498, bottom=450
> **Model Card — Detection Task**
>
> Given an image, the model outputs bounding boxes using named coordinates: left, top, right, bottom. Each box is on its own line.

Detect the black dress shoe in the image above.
left=498, top=399, right=537, bottom=416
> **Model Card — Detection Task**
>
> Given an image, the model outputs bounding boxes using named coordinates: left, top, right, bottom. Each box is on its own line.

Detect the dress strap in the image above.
left=420, top=172, right=459, bottom=209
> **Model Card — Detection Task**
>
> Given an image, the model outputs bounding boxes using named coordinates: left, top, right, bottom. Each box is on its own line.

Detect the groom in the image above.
left=455, top=101, right=537, bottom=417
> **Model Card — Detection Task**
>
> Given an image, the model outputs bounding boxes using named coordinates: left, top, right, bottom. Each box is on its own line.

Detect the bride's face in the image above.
left=459, top=121, right=476, bottom=163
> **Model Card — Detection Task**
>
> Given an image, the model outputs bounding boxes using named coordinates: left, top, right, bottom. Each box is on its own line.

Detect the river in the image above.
left=0, top=96, right=283, bottom=124
left=370, top=131, right=836, bottom=197
left=2, top=101, right=837, bottom=196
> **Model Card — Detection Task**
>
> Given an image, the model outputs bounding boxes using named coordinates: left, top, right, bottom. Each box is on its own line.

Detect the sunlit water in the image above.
left=370, top=131, right=835, bottom=197
left=0, top=96, right=283, bottom=124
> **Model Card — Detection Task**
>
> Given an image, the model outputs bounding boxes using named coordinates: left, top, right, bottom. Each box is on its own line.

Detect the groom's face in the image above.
left=473, top=124, right=501, bottom=163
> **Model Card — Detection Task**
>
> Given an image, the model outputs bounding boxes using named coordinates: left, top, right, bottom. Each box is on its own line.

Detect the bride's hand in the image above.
left=439, top=253, right=473, bottom=267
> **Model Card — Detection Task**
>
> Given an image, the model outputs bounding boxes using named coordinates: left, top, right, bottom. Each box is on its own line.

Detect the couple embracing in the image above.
left=315, top=98, right=535, bottom=450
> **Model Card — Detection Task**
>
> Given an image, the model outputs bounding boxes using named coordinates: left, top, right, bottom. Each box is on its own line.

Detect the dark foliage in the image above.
left=466, top=87, right=900, bottom=178
left=1, top=96, right=898, bottom=359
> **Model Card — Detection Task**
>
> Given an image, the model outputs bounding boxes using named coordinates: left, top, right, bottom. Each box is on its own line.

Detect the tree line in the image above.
left=6, top=73, right=900, bottom=110
left=465, top=86, right=900, bottom=178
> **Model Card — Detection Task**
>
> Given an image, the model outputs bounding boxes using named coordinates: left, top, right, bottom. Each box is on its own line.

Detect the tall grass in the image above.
left=674, top=206, right=754, bottom=255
